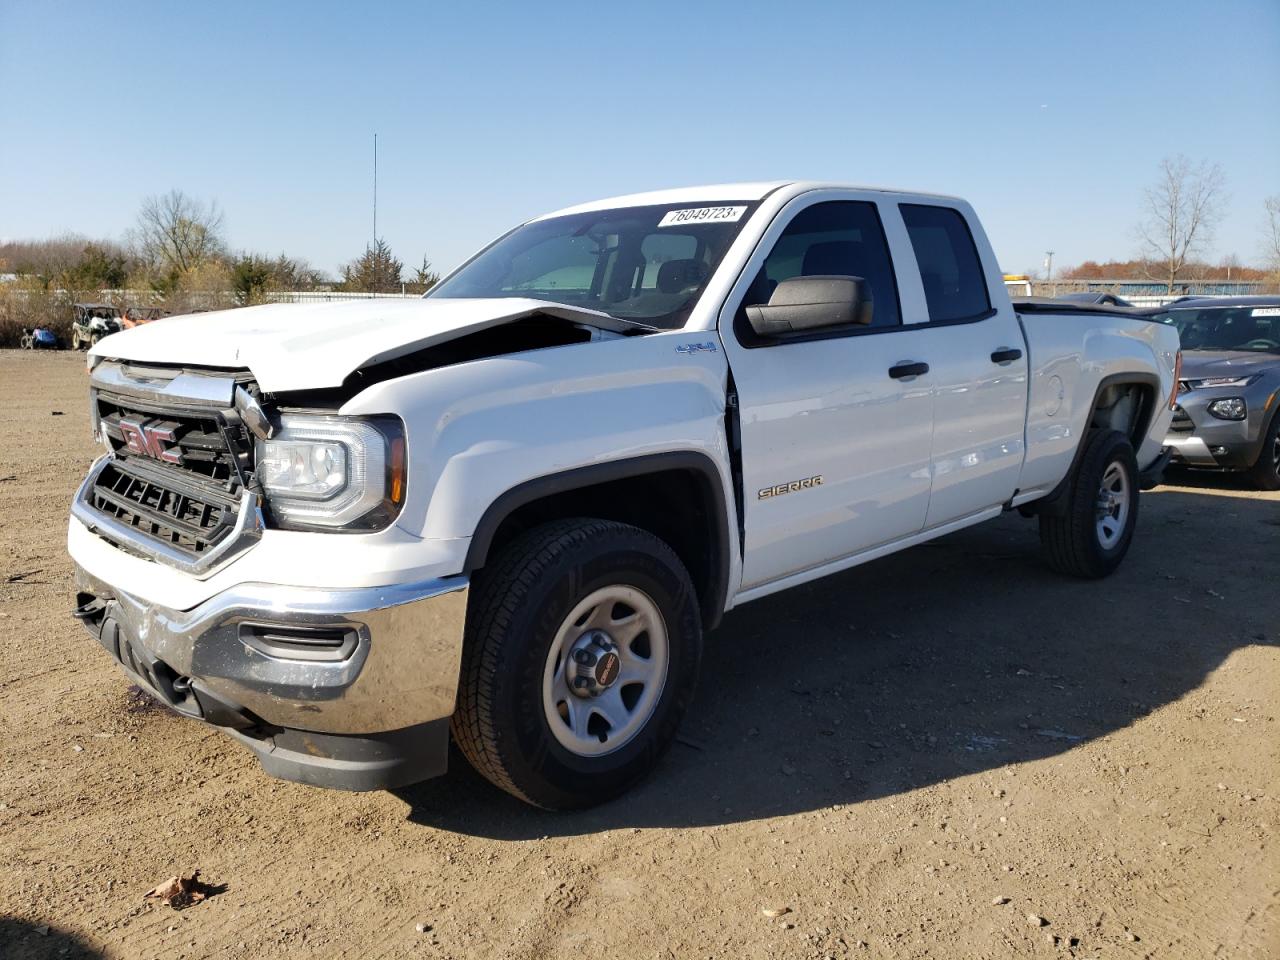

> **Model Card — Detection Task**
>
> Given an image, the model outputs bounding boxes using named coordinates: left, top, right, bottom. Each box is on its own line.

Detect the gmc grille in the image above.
left=88, top=392, right=254, bottom=560
left=89, top=458, right=240, bottom=558
left=97, top=394, right=245, bottom=485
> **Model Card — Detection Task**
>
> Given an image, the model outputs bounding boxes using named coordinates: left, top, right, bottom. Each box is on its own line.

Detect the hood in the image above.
left=88, top=298, right=630, bottom=393
left=1180, top=350, right=1280, bottom=380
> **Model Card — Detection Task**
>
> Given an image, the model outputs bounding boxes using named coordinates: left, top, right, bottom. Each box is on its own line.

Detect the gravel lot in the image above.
left=1, top=350, right=1277, bottom=959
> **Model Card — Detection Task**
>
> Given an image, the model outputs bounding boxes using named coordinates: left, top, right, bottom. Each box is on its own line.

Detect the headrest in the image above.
left=657, top=258, right=706, bottom=294
left=802, top=241, right=861, bottom=276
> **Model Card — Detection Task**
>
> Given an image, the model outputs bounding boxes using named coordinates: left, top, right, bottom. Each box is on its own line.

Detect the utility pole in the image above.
left=1044, top=250, right=1055, bottom=297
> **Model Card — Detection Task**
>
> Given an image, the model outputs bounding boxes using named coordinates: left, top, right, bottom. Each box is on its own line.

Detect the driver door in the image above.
left=719, top=195, right=935, bottom=590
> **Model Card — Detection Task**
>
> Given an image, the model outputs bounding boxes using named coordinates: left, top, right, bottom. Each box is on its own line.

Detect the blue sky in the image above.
left=2, top=0, right=1277, bottom=278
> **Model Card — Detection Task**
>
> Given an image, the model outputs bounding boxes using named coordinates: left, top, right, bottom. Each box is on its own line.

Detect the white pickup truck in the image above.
left=70, top=181, right=1181, bottom=808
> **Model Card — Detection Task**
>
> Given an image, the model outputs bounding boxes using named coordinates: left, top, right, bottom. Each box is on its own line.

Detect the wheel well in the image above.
left=1089, top=380, right=1156, bottom=448
left=466, top=460, right=730, bottom=630
left=1023, top=375, right=1160, bottom=518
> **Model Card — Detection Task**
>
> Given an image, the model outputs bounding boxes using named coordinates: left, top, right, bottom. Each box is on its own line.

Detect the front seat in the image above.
left=656, top=258, right=708, bottom=295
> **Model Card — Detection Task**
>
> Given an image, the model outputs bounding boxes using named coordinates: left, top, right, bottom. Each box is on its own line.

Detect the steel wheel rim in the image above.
left=542, top=584, right=669, bottom=758
left=1095, top=461, right=1131, bottom=549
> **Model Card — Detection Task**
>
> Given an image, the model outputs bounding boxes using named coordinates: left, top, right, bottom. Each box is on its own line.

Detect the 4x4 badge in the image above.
left=675, top=341, right=717, bottom=354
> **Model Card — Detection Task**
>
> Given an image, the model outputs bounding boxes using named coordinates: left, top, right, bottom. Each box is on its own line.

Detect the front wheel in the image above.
left=1039, top=429, right=1140, bottom=578
left=452, top=518, right=702, bottom=809
left=1246, top=410, right=1280, bottom=491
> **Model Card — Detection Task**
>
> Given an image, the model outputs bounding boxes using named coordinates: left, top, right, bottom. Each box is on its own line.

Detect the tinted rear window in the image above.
left=900, top=204, right=991, bottom=322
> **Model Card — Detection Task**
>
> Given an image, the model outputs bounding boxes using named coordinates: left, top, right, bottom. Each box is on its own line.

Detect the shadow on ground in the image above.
left=1163, top=464, right=1271, bottom=492
left=395, top=487, right=1277, bottom=838
left=0, top=918, right=102, bottom=960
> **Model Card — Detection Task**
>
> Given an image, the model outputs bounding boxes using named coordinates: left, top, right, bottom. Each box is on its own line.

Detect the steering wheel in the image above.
left=1243, top=338, right=1280, bottom=350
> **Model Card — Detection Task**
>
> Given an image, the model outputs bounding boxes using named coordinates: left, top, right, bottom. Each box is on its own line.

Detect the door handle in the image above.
left=990, top=347, right=1023, bottom=364
left=888, top=361, right=929, bottom=380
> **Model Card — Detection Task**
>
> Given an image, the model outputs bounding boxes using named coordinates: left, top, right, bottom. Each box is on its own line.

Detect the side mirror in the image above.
left=745, top=275, right=872, bottom=338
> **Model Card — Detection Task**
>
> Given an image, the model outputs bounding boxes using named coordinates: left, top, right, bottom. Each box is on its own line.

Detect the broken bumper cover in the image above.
left=73, top=563, right=469, bottom=791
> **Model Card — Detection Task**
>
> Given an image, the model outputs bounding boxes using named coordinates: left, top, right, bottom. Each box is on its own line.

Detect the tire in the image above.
left=90, top=333, right=102, bottom=347
left=1246, top=409, right=1280, bottom=491
left=71, top=331, right=81, bottom=351
left=452, top=518, right=702, bottom=809
left=1039, top=429, right=1140, bottom=579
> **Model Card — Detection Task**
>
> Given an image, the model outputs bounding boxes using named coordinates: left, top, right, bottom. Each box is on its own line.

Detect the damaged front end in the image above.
left=70, top=359, right=469, bottom=790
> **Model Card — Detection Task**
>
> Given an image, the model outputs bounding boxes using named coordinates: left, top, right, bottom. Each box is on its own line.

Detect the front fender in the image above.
left=341, top=330, right=738, bottom=575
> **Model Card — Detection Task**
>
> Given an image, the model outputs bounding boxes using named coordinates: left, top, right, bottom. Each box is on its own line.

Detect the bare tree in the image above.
left=1136, top=156, right=1226, bottom=293
left=1263, top=196, right=1280, bottom=274
left=132, top=190, right=227, bottom=274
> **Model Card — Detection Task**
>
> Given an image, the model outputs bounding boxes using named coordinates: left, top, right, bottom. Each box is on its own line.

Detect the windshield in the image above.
left=428, top=202, right=760, bottom=329
left=1154, top=306, right=1280, bottom=353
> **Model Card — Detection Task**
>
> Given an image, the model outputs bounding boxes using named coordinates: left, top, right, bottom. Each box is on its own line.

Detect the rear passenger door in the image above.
left=720, top=195, right=935, bottom=590
left=896, top=202, right=1029, bottom=526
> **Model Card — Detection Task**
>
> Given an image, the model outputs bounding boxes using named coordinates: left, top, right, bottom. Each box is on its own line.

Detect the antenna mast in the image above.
left=373, top=133, right=378, bottom=246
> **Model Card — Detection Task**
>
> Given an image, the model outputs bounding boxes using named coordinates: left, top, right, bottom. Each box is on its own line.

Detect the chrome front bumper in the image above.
left=73, top=563, right=469, bottom=790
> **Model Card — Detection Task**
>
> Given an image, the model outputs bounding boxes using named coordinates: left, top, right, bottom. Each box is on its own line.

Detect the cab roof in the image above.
left=535, top=180, right=965, bottom=220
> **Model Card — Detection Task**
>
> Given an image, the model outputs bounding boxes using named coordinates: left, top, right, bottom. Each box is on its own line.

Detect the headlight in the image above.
left=1206, top=397, right=1247, bottom=421
left=1186, top=375, right=1260, bottom=389
left=255, top=414, right=406, bottom=531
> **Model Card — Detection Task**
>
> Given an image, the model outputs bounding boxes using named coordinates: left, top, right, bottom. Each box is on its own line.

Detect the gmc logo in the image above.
left=118, top=418, right=182, bottom=465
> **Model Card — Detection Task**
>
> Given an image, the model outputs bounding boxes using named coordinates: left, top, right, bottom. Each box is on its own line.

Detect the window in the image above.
left=899, top=204, right=992, bottom=322
left=1155, top=306, right=1280, bottom=353
left=743, top=201, right=901, bottom=330
left=639, top=233, right=698, bottom=289
left=429, top=202, right=758, bottom=329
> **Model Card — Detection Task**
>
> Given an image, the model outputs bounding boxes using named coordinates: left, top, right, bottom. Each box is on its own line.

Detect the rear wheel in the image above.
left=452, top=518, right=702, bottom=809
left=1246, top=410, right=1280, bottom=491
left=71, top=330, right=82, bottom=350
left=1039, top=429, right=1139, bottom=578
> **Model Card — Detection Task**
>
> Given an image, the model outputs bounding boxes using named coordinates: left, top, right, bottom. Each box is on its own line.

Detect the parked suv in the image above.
left=70, top=182, right=1180, bottom=808
left=1154, top=297, right=1280, bottom=489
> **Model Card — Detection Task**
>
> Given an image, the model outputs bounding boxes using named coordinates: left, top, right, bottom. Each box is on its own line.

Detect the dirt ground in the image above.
left=1, top=349, right=1276, bottom=960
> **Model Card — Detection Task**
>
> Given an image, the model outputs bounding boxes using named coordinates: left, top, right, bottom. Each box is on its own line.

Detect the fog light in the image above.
left=1206, top=398, right=1246, bottom=420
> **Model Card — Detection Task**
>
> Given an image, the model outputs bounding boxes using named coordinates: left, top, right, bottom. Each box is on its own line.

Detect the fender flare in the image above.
left=463, top=451, right=733, bottom=627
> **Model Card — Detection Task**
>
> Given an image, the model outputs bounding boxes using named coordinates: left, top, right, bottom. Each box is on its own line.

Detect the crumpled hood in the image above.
left=1180, top=350, right=1279, bottom=380
left=88, top=297, right=624, bottom=393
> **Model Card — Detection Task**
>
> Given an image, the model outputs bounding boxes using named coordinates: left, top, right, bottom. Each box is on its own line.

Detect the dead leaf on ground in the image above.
left=143, top=870, right=223, bottom=910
